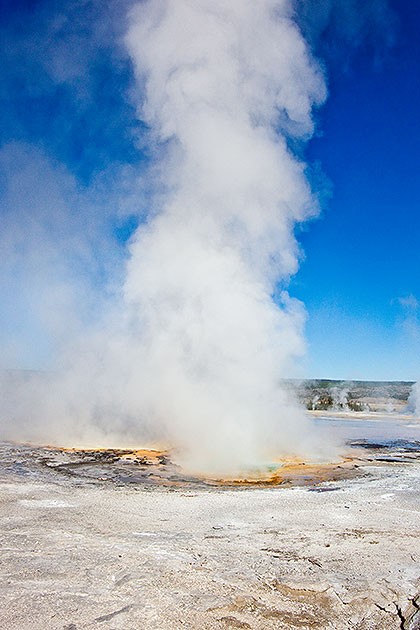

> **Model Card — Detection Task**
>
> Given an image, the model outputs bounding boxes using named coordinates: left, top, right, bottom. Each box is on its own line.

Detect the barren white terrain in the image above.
left=1, top=420, right=420, bottom=630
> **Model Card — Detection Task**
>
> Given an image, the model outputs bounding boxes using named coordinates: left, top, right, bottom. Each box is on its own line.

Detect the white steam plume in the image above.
left=408, top=382, right=420, bottom=417
left=1, top=0, right=332, bottom=474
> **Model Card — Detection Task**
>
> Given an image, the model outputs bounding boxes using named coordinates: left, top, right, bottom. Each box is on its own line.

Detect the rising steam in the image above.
left=0, top=0, right=332, bottom=474
left=408, top=382, right=420, bottom=416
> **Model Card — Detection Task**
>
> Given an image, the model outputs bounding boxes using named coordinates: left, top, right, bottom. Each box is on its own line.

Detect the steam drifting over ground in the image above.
left=408, top=381, right=420, bottom=415
left=1, top=0, right=334, bottom=474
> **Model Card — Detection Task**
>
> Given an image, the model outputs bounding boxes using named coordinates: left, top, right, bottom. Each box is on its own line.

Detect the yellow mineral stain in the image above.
left=43, top=445, right=358, bottom=486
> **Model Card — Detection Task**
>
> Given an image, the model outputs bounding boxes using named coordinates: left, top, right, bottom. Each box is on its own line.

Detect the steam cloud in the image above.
left=1, top=0, right=332, bottom=474
left=408, top=382, right=420, bottom=416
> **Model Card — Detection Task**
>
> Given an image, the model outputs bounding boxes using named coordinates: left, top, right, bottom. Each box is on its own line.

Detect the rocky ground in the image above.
left=0, top=430, right=420, bottom=630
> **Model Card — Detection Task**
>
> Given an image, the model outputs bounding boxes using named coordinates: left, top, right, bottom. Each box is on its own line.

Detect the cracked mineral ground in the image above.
left=1, top=414, right=420, bottom=629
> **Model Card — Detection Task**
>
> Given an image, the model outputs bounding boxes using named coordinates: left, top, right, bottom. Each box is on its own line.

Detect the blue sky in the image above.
left=291, top=0, right=420, bottom=379
left=0, top=0, right=419, bottom=380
